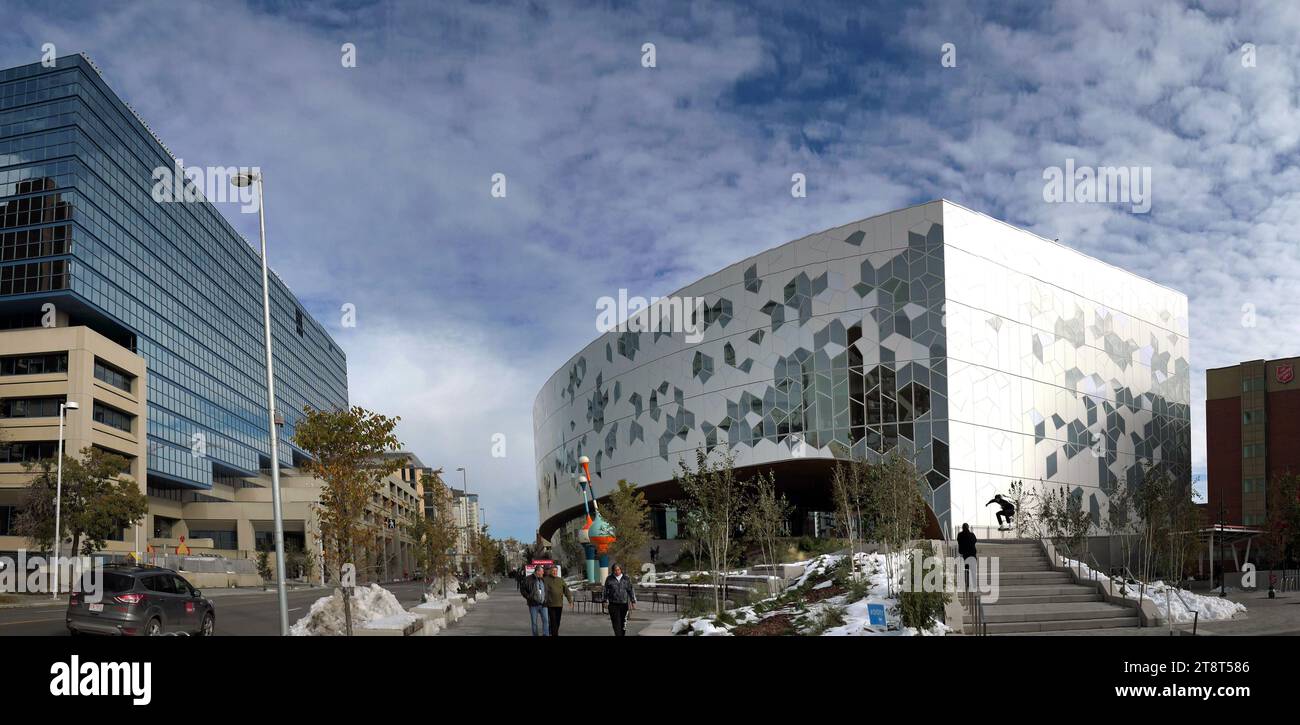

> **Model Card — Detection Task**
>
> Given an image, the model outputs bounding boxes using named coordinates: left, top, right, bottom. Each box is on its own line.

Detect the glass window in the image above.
left=0, top=395, right=65, bottom=418
left=92, top=401, right=133, bottom=431
left=93, top=358, right=133, bottom=392
left=0, top=352, right=67, bottom=375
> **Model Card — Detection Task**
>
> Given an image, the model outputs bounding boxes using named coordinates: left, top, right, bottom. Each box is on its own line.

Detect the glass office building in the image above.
left=0, top=55, right=347, bottom=493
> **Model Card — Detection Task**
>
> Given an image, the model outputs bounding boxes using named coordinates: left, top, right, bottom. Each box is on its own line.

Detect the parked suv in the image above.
left=66, top=564, right=215, bottom=636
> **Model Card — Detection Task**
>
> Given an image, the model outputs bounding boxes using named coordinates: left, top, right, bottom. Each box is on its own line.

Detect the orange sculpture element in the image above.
left=588, top=512, right=615, bottom=554
left=175, top=536, right=190, bottom=555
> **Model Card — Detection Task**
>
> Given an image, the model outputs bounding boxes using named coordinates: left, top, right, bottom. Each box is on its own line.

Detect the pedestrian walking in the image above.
left=603, top=563, right=636, bottom=636
left=519, top=564, right=549, bottom=636
left=544, top=565, right=573, bottom=636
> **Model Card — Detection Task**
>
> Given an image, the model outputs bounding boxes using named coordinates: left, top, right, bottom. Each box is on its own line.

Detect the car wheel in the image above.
left=145, top=618, right=163, bottom=636
left=67, top=626, right=80, bottom=637
left=199, top=613, right=214, bottom=636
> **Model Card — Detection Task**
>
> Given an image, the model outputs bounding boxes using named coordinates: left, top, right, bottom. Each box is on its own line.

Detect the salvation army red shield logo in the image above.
left=1277, top=363, right=1295, bottom=385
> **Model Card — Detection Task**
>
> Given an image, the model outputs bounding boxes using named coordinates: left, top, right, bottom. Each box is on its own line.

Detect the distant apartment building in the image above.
left=1206, top=357, right=1300, bottom=527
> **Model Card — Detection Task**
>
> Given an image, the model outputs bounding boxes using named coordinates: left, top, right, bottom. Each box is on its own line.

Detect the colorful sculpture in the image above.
left=577, top=455, right=615, bottom=583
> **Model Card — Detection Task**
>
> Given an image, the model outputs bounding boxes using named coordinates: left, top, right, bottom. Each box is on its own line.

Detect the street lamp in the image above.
left=51, top=400, right=79, bottom=599
left=232, top=170, right=289, bottom=635
left=457, top=466, right=471, bottom=579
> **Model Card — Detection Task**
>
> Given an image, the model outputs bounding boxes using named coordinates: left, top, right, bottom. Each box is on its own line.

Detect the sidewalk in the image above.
left=441, top=583, right=678, bottom=636
left=1194, top=590, right=1300, bottom=636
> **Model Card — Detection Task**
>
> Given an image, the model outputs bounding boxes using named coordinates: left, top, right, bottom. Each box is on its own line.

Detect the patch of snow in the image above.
left=672, top=549, right=944, bottom=636
left=1060, top=558, right=1246, bottom=623
left=290, top=584, right=414, bottom=636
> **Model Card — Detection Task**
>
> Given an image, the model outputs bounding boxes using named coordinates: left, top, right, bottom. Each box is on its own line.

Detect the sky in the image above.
left=3, top=0, right=1299, bottom=539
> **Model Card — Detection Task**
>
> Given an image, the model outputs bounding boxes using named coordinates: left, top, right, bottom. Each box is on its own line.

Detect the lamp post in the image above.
left=456, top=466, right=471, bottom=579
left=232, top=171, right=289, bottom=635
left=51, top=400, right=79, bottom=599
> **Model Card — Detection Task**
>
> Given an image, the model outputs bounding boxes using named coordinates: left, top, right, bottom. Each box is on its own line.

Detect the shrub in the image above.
left=898, top=544, right=949, bottom=633
left=797, top=604, right=846, bottom=635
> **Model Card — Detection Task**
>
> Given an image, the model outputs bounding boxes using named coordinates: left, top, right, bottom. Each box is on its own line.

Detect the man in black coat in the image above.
left=957, top=523, right=977, bottom=589
left=603, top=563, right=637, bottom=636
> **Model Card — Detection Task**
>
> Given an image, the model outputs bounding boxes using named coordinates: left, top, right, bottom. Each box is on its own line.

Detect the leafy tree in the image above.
left=16, top=447, right=146, bottom=557
left=410, top=470, right=459, bottom=596
left=472, top=527, right=498, bottom=580
left=605, top=479, right=651, bottom=574
left=255, top=544, right=273, bottom=581
left=557, top=529, right=583, bottom=574
left=674, top=450, right=752, bottom=616
left=285, top=541, right=315, bottom=580
left=292, top=405, right=403, bottom=635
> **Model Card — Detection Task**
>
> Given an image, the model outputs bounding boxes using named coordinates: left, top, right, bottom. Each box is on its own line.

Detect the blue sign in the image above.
left=867, top=603, right=887, bottom=627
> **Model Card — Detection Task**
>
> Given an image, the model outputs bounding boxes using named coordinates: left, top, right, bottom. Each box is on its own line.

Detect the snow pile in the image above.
left=290, top=584, right=416, bottom=635
left=674, top=550, right=950, bottom=637
left=1060, top=558, right=1246, bottom=623
left=1127, top=581, right=1246, bottom=623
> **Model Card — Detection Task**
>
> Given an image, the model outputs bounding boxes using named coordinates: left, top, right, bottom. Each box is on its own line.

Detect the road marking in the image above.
left=0, top=615, right=65, bottom=626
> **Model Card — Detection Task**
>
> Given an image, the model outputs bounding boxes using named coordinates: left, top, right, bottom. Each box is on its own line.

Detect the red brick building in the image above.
left=1205, top=357, right=1300, bottom=527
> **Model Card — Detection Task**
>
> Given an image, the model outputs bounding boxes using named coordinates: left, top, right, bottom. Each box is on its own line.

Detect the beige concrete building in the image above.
left=1, top=324, right=148, bottom=554
left=2, top=325, right=427, bottom=583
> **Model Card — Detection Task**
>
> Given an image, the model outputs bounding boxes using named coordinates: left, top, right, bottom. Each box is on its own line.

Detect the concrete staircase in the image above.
left=968, top=540, right=1138, bottom=635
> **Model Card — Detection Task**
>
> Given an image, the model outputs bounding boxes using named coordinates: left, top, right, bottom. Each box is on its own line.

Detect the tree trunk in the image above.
left=343, top=586, right=354, bottom=637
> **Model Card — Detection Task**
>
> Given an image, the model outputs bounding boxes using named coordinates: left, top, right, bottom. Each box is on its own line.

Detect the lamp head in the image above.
left=230, top=171, right=260, bottom=187
left=64, top=401, right=79, bottom=410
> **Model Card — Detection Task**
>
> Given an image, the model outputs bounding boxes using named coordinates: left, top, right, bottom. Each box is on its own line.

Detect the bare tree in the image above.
left=870, top=451, right=928, bottom=597
left=831, top=460, right=869, bottom=559
left=745, top=470, right=792, bottom=577
left=674, top=449, right=751, bottom=616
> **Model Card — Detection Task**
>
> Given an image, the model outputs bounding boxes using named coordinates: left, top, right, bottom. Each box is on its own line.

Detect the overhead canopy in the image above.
left=1197, top=525, right=1264, bottom=546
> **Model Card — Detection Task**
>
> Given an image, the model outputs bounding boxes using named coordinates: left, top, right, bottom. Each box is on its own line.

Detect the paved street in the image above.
left=443, top=581, right=676, bottom=636
left=0, top=580, right=431, bottom=636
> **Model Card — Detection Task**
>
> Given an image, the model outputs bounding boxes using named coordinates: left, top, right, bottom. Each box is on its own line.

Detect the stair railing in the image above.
left=946, top=539, right=986, bottom=636
left=1160, top=581, right=1200, bottom=636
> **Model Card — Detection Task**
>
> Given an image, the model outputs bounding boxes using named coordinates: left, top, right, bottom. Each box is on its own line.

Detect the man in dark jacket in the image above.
left=519, top=565, right=549, bottom=636
left=543, top=565, right=573, bottom=636
left=603, top=563, right=637, bottom=636
left=957, top=523, right=977, bottom=589
left=986, top=494, right=1016, bottom=530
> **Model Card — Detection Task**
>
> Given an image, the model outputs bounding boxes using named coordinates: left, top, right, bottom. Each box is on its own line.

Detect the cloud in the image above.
left=7, top=0, right=1300, bottom=531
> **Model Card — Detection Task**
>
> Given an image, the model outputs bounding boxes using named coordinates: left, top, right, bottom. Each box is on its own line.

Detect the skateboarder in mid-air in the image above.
left=986, top=494, right=1016, bottom=531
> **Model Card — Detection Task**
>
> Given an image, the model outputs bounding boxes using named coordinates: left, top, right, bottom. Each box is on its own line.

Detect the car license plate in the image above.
left=88, top=603, right=103, bottom=613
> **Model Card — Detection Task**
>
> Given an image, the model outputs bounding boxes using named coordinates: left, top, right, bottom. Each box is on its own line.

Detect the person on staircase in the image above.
left=957, top=523, right=978, bottom=589
left=986, top=494, right=1016, bottom=531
